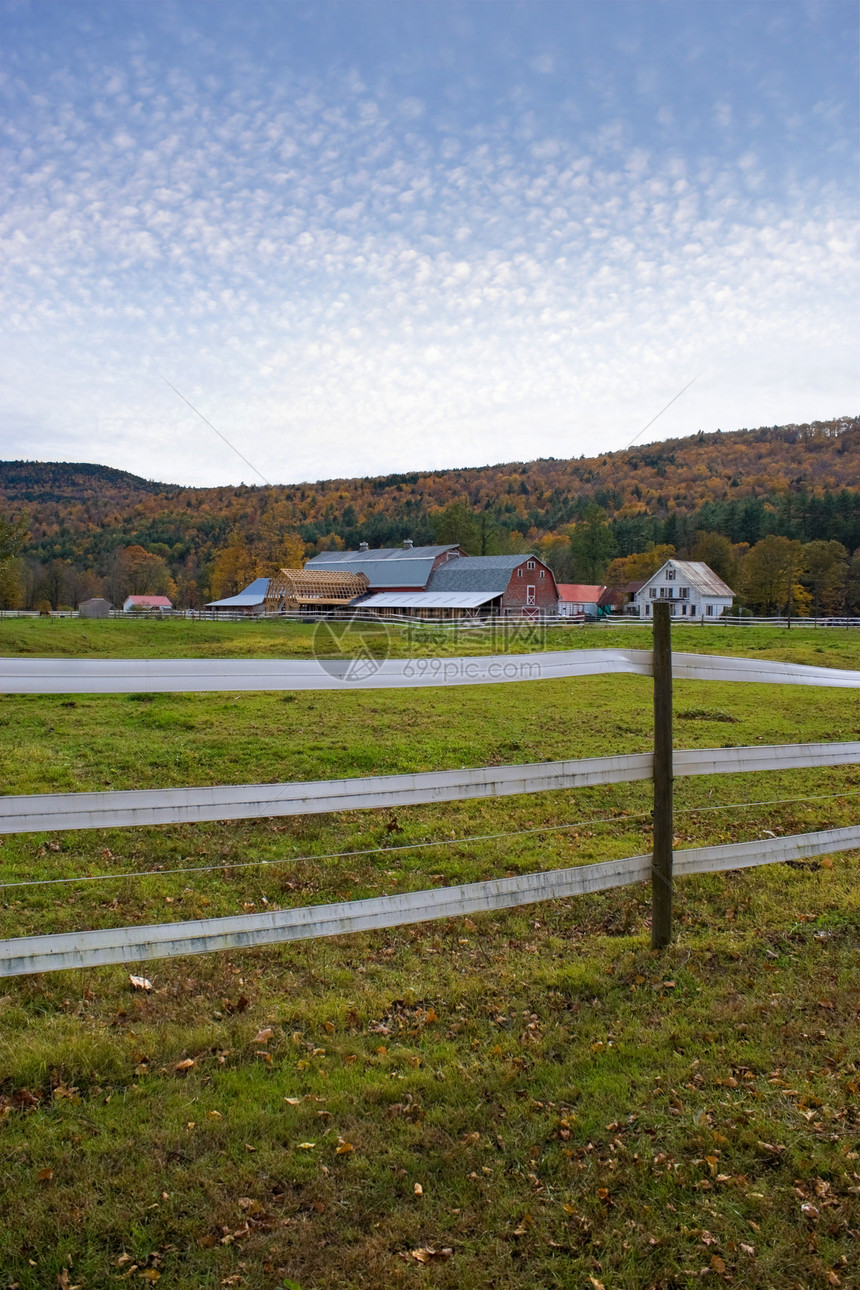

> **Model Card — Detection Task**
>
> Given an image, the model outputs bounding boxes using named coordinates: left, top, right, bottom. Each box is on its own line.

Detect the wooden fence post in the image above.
left=651, top=602, right=674, bottom=948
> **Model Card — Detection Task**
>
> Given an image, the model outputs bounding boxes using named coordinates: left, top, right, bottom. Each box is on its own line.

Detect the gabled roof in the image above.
left=427, top=555, right=540, bottom=595
left=206, top=578, right=270, bottom=609
left=638, top=561, right=734, bottom=597
left=557, top=583, right=605, bottom=602
left=124, top=595, right=172, bottom=608
left=308, top=545, right=459, bottom=564
left=305, top=546, right=462, bottom=589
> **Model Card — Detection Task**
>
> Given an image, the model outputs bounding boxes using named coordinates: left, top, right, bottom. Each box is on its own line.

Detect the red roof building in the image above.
left=122, top=595, right=173, bottom=612
left=557, top=583, right=605, bottom=617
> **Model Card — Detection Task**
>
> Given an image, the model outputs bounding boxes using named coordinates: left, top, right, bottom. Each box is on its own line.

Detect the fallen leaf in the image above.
left=284, top=1097, right=301, bottom=1105
left=410, top=1248, right=452, bottom=1263
left=206, top=1110, right=222, bottom=1121
left=129, top=975, right=152, bottom=992
left=413, top=1182, right=423, bottom=1195
left=175, top=1059, right=195, bottom=1073
left=296, top=1142, right=316, bottom=1150
left=709, top=1255, right=725, bottom=1274
left=336, top=1139, right=354, bottom=1155
left=237, top=1198, right=262, bottom=1214
left=138, top=1272, right=160, bottom=1283
left=36, top=1167, right=54, bottom=1183
left=252, top=1028, right=273, bottom=1045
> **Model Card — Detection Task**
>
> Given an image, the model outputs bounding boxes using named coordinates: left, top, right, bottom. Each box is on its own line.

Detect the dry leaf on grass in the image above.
left=36, top=1167, right=54, bottom=1183
left=252, top=1028, right=273, bottom=1044
left=129, top=975, right=152, bottom=992
left=175, top=1059, right=195, bottom=1073
left=336, top=1139, right=354, bottom=1155
left=413, top=1182, right=423, bottom=1195
left=238, top=1198, right=262, bottom=1214
left=410, top=1248, right=452, bottom=1264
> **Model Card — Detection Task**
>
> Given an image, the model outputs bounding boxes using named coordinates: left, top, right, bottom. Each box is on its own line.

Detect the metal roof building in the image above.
left=206, top=578, right=271, bottom=612
left=305, top=543, right=463, bottom=590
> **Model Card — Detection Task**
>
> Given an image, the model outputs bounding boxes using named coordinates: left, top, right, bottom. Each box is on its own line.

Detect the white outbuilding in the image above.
left=633, top=560, right=734, bottom=620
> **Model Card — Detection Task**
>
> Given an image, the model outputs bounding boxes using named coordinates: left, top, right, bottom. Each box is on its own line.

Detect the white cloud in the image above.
left=0, top=17, right=856, bottom=486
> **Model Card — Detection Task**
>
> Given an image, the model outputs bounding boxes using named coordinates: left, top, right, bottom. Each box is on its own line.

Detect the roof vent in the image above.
left=403, top=538, right=414, bottom=549
left=359, top=541, right=369, bottom=551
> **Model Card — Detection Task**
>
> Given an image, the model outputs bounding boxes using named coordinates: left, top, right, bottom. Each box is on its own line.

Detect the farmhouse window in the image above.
left=649, top=588, right=657, bottom=598
left=526, top=585, right=536, bottom=605
left=679, top=587, right=689, bottom=599
left=527, top=560, right=535, bottom=569
left=666, top=569, right=676, bottom=581
left=539, top=570, right=545, bottom=579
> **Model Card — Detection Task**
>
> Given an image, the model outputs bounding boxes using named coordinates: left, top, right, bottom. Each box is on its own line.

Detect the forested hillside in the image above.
left=1, top=415, right=858, bottom=613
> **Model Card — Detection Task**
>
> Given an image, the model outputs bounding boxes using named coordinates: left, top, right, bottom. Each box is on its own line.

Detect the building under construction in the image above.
left=264, top=568, right=369, bottom=614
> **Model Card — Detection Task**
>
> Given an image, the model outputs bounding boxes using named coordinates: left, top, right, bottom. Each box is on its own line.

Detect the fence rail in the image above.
left=2, top=741, right=857, bottom=836
left=3, top=649, right=859, bottom=693
left=1, top=824, right=856, bottom=978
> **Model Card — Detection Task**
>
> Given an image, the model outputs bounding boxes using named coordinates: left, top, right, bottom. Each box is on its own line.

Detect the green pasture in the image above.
left=0, top=620, right=857, bottom=1288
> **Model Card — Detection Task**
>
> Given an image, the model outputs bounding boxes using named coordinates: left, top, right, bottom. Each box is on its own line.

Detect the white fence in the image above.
left=0, top=647, right=858, bottom=976
left=2, top=741, right=857, bottom=836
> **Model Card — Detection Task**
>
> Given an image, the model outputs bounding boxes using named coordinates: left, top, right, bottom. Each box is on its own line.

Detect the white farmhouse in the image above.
left=633, top=560, right=734, bottom=620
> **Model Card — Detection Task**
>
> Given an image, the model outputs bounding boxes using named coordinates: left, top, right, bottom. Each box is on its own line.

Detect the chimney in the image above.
left=403, top=538, right=413, bottom=549
left=359, top=541, right=369, bottom=552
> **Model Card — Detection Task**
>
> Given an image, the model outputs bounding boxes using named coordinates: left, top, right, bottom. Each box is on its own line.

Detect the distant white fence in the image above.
left=0, top=646, right=858, bottom=976
left=3, top=649, right=860, bottom=693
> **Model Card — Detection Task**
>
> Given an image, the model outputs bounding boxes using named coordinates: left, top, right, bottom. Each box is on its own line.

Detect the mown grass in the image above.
left=0, top=621, right=858, bottom=1288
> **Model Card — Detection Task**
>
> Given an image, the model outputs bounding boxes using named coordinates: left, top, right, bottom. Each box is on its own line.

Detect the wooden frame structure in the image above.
left=264, top=568, right=369, bottom=612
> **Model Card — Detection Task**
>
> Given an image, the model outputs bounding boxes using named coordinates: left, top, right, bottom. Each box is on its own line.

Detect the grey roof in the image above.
left=305, top=547, right=460, bottom=589
left=207, top=577, right=270, bottom=608
left=427, top=555, right=534, bottom=595
left=638, top=561, right=734, bottom=598
left=358, top=591, right=501, bottom=610
left=307, top=545, right=458, bottom=564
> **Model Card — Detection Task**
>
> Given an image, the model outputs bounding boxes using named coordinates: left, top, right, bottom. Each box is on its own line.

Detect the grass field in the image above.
left=0, top=620, right=858, bottom=1289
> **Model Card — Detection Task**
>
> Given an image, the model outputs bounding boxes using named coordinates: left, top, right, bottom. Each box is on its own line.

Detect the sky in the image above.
left=1, top=1, right=857, bottom=488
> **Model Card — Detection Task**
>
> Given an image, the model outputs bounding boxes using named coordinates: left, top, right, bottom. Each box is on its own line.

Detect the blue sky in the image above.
left=1, top=0, right=857, bottom=487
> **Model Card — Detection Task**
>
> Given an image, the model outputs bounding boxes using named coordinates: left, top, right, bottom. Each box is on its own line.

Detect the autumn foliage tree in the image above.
left=604, top=544, right=676, bottom=586
left=740, top=536, right=810, bottom=616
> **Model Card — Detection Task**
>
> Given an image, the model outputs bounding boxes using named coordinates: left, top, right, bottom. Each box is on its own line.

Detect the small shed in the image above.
left=557, top=584, right=605, bottom=618
left=79, top=598, right=112, bottom=619
left=122, top=595, right=173, bottom=613
left=265, top=568, right=369, bottom=613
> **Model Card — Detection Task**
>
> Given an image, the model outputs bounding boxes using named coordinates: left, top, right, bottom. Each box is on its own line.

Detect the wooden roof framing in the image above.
left=265, top=568, right=369, bottom=610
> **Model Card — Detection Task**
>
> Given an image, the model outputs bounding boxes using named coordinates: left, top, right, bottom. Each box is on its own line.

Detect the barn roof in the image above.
left=207, top=578, right=270, bottom=608
left=305, top=546, right=460, bottom=589
left=356, top=591, right=500, bottom=610
left=427, top=555, right=536, bottom=594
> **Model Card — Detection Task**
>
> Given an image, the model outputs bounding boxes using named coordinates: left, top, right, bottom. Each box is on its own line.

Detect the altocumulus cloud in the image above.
left=0, top=1, right=857, bottom=484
